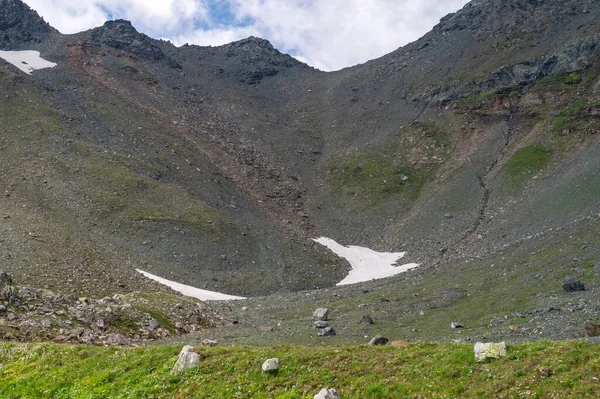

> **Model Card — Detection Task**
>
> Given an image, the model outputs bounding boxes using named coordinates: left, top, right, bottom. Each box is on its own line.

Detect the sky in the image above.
left=22, top=0, right=470, bottom=71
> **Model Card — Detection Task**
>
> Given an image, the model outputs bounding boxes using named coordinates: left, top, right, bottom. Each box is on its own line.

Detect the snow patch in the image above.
left=313, top=237, right=419, bottom=285
left=0, top=50, right=57, bottom=75
left=136, top=269, right=246, bottom=301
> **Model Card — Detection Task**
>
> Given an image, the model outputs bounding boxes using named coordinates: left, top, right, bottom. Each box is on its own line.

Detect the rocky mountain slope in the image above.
left=0, top=0, right=599, bottom=343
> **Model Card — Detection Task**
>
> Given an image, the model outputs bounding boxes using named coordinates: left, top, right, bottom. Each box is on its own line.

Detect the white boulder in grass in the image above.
left=171, top=345, right=201, bottom=374
left=314, top=388, right=341, bottom=399
left=474, top=342, right=507, bottom=362
left=261, top=358, right=280, bottom=373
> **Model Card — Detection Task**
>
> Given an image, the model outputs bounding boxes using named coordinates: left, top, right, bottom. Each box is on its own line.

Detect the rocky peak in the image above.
left=433, top=0, right=595, bottom=37
left=221, top=36, right=307, bottom=84
left=0, top=0, right=55, bottom=49
left=89, top=19, right=166, bottom=61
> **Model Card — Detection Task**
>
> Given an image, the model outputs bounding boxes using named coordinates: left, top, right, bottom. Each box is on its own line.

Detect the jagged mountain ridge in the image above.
left=0, top=0, right=598, bottom=299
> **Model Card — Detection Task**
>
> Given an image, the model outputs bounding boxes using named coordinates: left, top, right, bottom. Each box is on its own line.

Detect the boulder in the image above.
left=317, top=327, right=336, bottom=337
left=368, top=334, right=389, bottom=346
left=199, top=339, right=218, bottom=347
left=171, top=345, right=201, bottom=374
left=314, top=321, right=329, bottom=329
left=451, top=322, right=465, bottom=329
left=562, top=277, right=585, bottom=292
left=360, top=315, right=374, bottom=324
left=474, top=342, right=507, bottom=362
left=261, top=358, right=280, bottom=373
left=314, top=387, right=341, bottom=399
left=585, top=323, right=600, bottom=337
left=0, top=271, right=12, bottom=285
left=313, top=308, right=329, bottom=321
left=148, top=318, right=160, bottom=331
left=0, top=305, right=6, bottom=313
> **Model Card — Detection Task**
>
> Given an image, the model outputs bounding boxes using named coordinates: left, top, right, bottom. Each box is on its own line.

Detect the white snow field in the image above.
left=136, top=269, right=246, bottom=301
left=0, top=50, right=57, bottom=74
left=313, top=237, right=419, bottom=285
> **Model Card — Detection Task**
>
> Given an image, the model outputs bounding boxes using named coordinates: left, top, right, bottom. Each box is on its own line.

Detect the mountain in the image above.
left=0, top=0, right=599, bottom=341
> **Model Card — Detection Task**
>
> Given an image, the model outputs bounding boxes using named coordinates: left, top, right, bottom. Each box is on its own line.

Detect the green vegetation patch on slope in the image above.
left=551, top=99, right=600, bottom=135
left=1, top=341, right=600, bottom=398
left=83, top=161, right=234, bottom=234
left=503, top=144, right=552, bottom=183
left=327, top=121, right=449, bottom=210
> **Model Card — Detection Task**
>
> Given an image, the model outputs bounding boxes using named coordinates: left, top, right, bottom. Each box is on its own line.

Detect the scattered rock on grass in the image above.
left=171, top=345, right=201, bottom=374
left=360, top=315, right=374, bottom=324
left=562, top=277, right=585, bottom=292
left=314, top=321, right=329, bottom=329
left=314, top=387, right=341, bottom=399
left=313, top=308, right=329, bottom=321
left=261, top=358, right=280, bottom=373
left=199, top=339, right=218, bottom=347
left=317, top=327, right=336, bottom=337
left=451, top=322, right=465, bottom=329
left=368, top=334, right=389, bottom=346
left=474, top=342, right=507, bottom=362
left=148, top=318, right=160, bottom=331
left=585, top=323, right=600, bottom=337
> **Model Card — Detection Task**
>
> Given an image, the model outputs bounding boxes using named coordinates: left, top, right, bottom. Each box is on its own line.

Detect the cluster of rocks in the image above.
left=313, top=308, right=336, bottom=337
left=0, top=271, right=229, bottom=345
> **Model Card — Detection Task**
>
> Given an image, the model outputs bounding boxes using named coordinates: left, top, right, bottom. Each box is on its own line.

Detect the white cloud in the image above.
left=23, top=0, right=470, bottom=71
left=23, top=0, right=209, bottom=35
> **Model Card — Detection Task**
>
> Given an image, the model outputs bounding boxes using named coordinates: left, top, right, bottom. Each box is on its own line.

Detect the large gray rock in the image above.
left=261, top=358, right=280, bottom=373
left=314, top=321, right=329, bottom=329
left=148, top=318, right=160, bottom=331
left=562, top=277, right=585, bottom=292
left=314, top=387, right=341, bottom=399
left=171, top=345, right=201, bottom=374
left=317, top=327, right=336, bottom=337
left=313, top=308, right=330, bottom=321
left=368, top=334, right=389, bottom=346
left=360, top=315, right=374, bottom=324
left=474, top=342, right=507, bottom=362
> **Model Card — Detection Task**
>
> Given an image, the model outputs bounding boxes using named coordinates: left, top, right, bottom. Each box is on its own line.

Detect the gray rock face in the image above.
left=474, top=342, right=507, bottom=362
left=563, top=277, right=585, bottom=292
left=317, top=327, right=336, bottom=337
left=261, top=358, right=280, bottom=373
left=368, top=334, right=389, bottom=346
left=0, top=0, right=56, bottom=49
left=313, top=308, right=329, bottom=321
left=90, top=20, right=166, bottom=61
left=314, top=388, right=341, bottom=399
left=171, top=345, right=201, bottom=374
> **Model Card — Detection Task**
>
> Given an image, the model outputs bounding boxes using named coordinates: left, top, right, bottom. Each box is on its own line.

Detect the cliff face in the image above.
left=0, top=0, right=598, bottom=299
left=0, top=0, right=55, bottom=49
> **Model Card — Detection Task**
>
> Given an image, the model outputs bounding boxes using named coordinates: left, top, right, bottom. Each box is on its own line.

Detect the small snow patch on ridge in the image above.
left=313, top=237, right=419, bottom=285
left=136, top=269, right=246, bottom=301
left=0, top=50, right=57, bottom=74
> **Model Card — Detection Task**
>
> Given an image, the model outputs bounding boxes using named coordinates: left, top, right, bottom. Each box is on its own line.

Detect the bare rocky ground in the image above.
left=0, top=0, right=599, bottom=347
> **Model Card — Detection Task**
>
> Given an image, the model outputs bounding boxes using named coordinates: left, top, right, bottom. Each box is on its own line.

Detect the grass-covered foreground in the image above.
left=1, top=341, right=599, bottom=398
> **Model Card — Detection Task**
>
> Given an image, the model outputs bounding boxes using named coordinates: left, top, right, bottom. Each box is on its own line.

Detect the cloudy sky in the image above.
left=23, top=0, right=470, bottom=71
